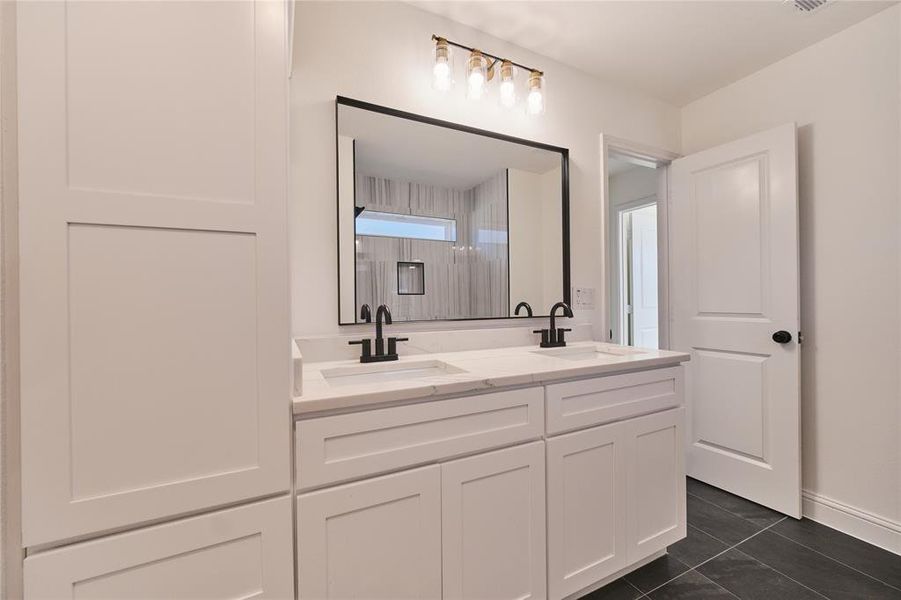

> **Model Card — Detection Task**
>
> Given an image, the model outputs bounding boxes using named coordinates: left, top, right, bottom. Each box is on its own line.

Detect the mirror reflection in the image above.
left=337, top=98, right=569, bottom=324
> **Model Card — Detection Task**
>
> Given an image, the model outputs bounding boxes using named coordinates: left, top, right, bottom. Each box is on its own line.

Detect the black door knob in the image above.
left=772, top=330, right=792, bottom=344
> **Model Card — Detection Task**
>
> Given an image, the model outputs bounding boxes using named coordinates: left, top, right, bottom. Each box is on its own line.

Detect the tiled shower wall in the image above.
left=355, top=171, right=508, bottom=321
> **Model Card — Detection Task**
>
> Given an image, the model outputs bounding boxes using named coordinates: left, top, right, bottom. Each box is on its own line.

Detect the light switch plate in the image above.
left=572, top=287, right=595, bottom=310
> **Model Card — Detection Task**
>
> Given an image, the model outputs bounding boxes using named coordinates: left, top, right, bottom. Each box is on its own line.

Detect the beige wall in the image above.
left=291, top=1, right=681, bottom=337
left=0, top=0, right=22, bottom=596
left=682, top=6, right=901, bottom=541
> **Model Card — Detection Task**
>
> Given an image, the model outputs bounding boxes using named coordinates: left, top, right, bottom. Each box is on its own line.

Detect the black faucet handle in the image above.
left=348, top=338, right=372, bottom=361
left=533, top=329, right=550, bottom=345
left=557, top=328, right=572, bottom=345
left=387, top=336, right=409, bottom=356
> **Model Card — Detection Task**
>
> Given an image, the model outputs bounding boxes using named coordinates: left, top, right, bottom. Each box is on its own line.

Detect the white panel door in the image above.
left=626, top=409, right=686, bottom=562
left=670, top=123, right=801, bottom=516
left=547, top=424, right=627, bottom=600
left=442, top=442, right=547, bottom=600
left=18, top=1, right=291, bottom=547
left=24, top=496, right=294, bottom=599
left=630, top=205, right=659, bottom=348
left=297, top=465, right=442, bottom=600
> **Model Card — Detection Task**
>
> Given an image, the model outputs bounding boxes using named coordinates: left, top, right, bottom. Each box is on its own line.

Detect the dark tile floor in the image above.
left=583, top=478, right=901, bottom=600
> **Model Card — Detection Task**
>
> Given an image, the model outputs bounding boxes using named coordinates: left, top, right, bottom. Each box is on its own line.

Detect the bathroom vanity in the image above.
left=294, top=342, right=689, bottom=600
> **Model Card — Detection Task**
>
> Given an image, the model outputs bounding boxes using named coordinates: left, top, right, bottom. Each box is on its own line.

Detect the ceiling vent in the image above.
left=786, top=0, right=830, bottom=14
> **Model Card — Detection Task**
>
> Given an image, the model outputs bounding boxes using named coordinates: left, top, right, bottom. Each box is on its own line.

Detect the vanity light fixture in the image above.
left=527, top=70, right=545, bottom=116
left=466, top=50, right=488, bottom=100
left=431, top=35, right=545, bottom=115
left=432, top=36, right=453, bottom=91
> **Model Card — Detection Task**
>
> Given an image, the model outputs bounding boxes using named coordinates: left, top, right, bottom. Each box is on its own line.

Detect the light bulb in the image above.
left=431, top=37, right=453, bottom=92
left=466, top=50, right=487, bottom=100
left=468, top=70, right=484, bottom=99
left=433, top=61, right=451, bottom=91
left=499, top=60, right=516, bottom=108
left=526, top=70, right=545, bottom=115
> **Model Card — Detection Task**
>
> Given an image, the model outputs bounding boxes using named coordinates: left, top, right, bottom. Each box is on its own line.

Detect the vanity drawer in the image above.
left=546, top=367, right=682, bottom=435
left=295, top=387, right=544, bottom=490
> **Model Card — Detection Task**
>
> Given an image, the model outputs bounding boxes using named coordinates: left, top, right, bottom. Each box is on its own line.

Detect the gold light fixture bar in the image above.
left=431, top=34, right=543, bottom=78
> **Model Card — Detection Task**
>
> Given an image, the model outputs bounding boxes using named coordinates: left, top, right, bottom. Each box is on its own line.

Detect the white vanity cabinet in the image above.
left=546, top=408, right=685, bottom=600
left=296, top=442, right=548, bottom=600
left=295, top=364, right=686, bottom=600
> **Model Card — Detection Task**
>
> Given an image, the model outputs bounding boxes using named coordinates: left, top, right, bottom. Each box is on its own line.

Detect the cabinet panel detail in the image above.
left=296, top=387, right=543, bottom=490
left=546, top=367, right=681, bottom=434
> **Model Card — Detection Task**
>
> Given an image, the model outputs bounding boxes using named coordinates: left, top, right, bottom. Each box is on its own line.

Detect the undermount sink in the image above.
left=531, top=344, right=647, bottom=361
left=321, top=360, right=468, bottom=386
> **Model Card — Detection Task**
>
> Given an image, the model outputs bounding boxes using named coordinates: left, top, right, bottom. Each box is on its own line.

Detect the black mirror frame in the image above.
left=336, top=95, right=571, bottom=325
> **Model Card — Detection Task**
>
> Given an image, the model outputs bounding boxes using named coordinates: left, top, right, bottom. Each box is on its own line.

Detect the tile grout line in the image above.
left=687, top=489, right=783, bottom=531
left=767, top=528, right=901, bottom=593
left=623, top=578, right=648, bottom=599
left=727, top=549, right=832, bottom=600
left=639, top=516, right=789, bottom=597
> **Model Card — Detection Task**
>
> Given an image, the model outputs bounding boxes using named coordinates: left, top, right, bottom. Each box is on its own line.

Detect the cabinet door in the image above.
left=547, top=423, right=628, bottom=600
left=24, top=496, right=294, bottom=599
left=18, top=1, right=291, bottom=547
left=626, top=408, right=686, bottom=562
left=442, top=442, right=547, bottom=600
left=297, top=465, right=442, bottom=600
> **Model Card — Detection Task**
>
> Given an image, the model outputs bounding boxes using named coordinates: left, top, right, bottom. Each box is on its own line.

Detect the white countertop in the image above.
left=294, top=341, right=689, bottom=416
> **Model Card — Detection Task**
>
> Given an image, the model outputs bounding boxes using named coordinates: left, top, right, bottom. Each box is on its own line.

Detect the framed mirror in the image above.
left=337, top=97, right=570, bottom=324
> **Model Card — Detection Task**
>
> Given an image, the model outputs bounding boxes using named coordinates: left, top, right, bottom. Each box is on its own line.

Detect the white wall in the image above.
left=291, top=1, right=681, bottom=337
left=683, top=6, right=901, bottom=546
left=508, top=168, right=544, bottom=313
left=508, top=167, right=563, bottom=314
left=610, top=166, right=657, bottom=209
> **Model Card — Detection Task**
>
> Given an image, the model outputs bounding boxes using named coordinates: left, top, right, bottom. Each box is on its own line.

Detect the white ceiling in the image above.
left=339, top=103, right=561, bottom=189
left=412, top=0, right=895, bottom=105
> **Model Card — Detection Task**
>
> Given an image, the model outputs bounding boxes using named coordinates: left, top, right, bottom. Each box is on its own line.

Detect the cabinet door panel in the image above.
left=442, top=442, right=547, bottom=600
left=297, top=466, right=442, bottom=600
left=24, top=497, right=294, bottom=599
left=18, top=0, right=290, bottom=547
left=547, top=424, right=628, bottom=600
left=627, top=408, right=686, bottom=562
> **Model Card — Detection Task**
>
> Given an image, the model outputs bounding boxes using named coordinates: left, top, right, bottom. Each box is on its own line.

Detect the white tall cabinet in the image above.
left=17, top=1, right=294, bottom=596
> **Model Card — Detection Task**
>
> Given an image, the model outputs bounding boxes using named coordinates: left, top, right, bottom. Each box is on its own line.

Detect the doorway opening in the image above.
left=606, top=149, right=668, bottom=349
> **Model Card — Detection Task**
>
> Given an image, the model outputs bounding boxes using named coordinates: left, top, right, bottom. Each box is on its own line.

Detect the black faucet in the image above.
left=359, top=304, right=372, bottom=323
left=514, top=301, right=533, bottom=317
left=533, top=301, right=574, bottom=348
left=349, top=304, right=408, bottom=363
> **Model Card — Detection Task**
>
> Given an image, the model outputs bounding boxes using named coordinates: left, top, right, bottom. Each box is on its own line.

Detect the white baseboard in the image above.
left=802, top=490, right=901, bottom=556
